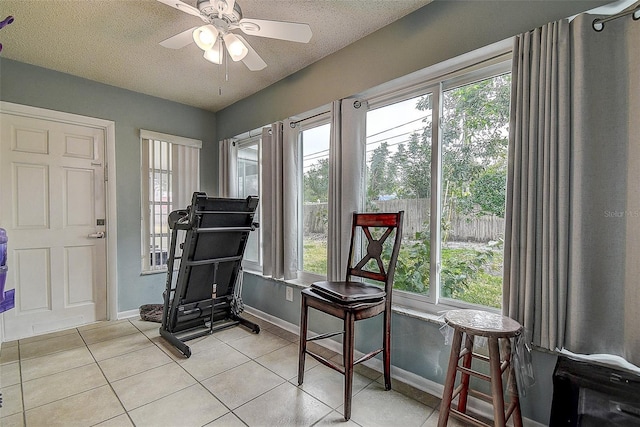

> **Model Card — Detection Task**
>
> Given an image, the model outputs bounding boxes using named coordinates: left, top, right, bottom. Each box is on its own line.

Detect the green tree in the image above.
left=304, top=158, right=329, bottom=202
left=439, top=75, right=511, bottom=217
left=368, top=142, right=394, bottom=200
left=390, top=143, right=410, bottom=197
left=404, top=124, right=432, bottom=198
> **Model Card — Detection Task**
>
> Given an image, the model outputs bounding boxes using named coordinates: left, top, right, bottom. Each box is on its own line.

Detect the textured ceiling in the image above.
left=0, top=0, right=432, bottom=112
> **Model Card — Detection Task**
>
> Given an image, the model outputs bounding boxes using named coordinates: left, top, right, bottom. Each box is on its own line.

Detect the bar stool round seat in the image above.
left=438, top=309, right=523, bottom=427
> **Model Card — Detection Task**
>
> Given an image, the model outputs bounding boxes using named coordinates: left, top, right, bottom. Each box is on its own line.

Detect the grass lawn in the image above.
left=303, top=239, right=327, bottom=275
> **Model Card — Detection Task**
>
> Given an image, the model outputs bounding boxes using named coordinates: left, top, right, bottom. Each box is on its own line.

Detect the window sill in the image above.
left=392, top=305, right=446, bottom=325
left=243, top=270, right=498, bottom=320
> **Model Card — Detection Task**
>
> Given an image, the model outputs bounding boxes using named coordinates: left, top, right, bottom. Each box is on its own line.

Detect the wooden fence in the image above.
left=304, top=199, right=504, bottom=243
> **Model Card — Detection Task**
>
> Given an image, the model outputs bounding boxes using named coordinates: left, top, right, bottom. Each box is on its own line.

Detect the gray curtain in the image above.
left=261, top=122, right=298, bottom=280
left=327, top=98, right=367, bottom=280
left=505, top=13, right=640, bottom=365
left=504, top=20, right=571, bottom=351
left=566, top=13, right=640, bottom=365
left=218, top=138, right=237, bottom=198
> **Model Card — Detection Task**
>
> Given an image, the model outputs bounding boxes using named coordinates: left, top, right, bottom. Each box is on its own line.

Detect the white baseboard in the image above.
left=243, top=305, right=546, bottom=427
left=117, top=309, right=141, bottom=320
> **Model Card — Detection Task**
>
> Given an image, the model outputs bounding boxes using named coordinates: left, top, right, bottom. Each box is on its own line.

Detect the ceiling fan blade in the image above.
left=156, top=0, right=201, bottom=17
left=238, top=18, right=312, bottom=43
left=160, top=26, right=198, bottom=49
left=235, top=35, right=267, bottom=71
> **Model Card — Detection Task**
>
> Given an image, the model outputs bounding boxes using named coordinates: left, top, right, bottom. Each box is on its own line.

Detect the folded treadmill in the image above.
left=160, top=192, right=260, bottom=357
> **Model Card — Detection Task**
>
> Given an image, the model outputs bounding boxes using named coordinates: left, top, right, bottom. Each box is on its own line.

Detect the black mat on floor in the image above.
left=139, top=304, right=164, bottom=323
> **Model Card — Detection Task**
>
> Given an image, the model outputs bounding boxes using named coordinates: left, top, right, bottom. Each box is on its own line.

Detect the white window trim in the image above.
left=140, top=129, right=202, bottom=149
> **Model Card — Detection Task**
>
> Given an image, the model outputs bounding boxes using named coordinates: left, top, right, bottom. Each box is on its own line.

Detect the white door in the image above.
left=0, top=113, right=107, bottom=340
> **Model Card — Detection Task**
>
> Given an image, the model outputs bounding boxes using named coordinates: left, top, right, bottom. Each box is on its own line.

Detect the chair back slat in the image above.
left=346, top=211, right=404, bottom=296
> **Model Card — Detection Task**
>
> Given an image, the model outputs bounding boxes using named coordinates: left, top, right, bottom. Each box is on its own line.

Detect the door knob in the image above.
left=88, top=231, right=105, bottom=239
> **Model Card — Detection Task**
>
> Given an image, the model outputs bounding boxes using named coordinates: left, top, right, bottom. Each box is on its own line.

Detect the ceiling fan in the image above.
left=156, top=0, right=312, bottom=71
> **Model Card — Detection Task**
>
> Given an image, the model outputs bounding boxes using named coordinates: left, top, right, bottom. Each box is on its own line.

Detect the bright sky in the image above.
left=301, top=94, right=432, bottom=172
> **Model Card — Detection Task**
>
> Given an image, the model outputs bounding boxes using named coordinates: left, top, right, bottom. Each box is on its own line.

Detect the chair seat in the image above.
left=310, top=281, right=385, bottom=303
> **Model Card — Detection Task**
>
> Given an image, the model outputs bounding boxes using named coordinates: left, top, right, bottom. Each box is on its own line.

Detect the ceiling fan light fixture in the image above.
left=203, top=40, right=223, bottom=64
left=223, top=33, right=248, bottom=61
left=193, top=25, right=218, bottom=50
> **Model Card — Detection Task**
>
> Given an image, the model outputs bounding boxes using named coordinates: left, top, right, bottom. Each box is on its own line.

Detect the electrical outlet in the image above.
left=286, top=286, right=294, bottom=302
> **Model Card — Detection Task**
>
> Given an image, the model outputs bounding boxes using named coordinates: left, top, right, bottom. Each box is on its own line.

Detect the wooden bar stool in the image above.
left=438, top=309, right=523, bottom=427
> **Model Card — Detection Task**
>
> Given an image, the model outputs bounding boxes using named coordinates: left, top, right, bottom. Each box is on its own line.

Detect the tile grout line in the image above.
left=84, top=319, right=141, bottom=427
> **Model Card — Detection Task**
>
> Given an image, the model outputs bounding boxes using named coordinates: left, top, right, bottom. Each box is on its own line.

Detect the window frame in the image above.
left=363, top=47, right=512, bottom=314
left=296, top=112, right=332, bottom=284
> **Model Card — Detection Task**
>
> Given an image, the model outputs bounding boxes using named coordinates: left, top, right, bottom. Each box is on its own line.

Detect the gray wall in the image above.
left=215, top=0, right=610, bottom=140
left=0, top=58, right=218, bottom=312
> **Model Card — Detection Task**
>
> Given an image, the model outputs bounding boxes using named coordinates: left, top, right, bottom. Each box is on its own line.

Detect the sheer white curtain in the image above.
left=172, top=143, right=201, bottom=209
left=261, top=122, right=298, bottom=280
left=327, top=98, right=368, bottom=280
left=505, top=13, right=640, bottom=365
left=218, top=139, right=237, bottom=198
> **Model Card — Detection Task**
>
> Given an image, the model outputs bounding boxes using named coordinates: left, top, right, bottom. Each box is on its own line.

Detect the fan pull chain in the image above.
left=225, top=46, right=229, bottom=82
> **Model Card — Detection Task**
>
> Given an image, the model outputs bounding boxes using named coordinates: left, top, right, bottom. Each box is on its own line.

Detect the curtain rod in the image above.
left=592, top=2, right=640, bottom=31
left=290, top=110, right=331, bottom=127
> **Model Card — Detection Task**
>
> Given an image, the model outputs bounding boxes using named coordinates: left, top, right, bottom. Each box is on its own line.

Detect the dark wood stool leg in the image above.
left=298, top=294, right=308, bottom=386
left=438, top=329, right=463, bottom=427
left=488, top=336, right=506, bottom=427
left=457, top=333, right=474, bottom=413
left=383, top=308, right=392, bottom=390
left=343, top=313, right=355, bottom=421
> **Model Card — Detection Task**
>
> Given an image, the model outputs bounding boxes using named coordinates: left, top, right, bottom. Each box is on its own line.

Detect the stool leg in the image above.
left=456, top=333, right=474, bottom=413
left=488, top=337, right=506, bottom=427
left=438, top=329, right=463, bottom=427
left=298, top=294, right=308, bottom=386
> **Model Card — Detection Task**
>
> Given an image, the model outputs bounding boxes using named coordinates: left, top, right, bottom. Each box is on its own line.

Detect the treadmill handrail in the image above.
left=185, top=255, right=243, bottom=267
left=193, top=226, right=255, bottom=233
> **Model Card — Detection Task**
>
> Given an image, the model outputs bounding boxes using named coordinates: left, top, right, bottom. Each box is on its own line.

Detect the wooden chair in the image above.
left=298, top=211, right=404, bottom=421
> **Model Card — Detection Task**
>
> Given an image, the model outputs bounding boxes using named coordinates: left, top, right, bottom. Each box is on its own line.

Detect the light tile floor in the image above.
left=0, top=313, right=457, bottom=427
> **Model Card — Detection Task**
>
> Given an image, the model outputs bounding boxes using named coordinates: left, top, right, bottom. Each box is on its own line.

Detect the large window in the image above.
left=365, top=63, right=511, bottom=310
left=236, top=137, right=261, bottom=268
left=299, top=120, right=331, bottom=278
left=223, top=44, right=511, bottom=312
left=141, top=130, right=200, bottom=273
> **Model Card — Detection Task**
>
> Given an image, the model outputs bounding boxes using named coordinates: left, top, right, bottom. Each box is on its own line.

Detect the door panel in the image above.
left=15, top=248, right=51, bottom=312
left=13, top=163, right=49, bottom=228
left=0, top=113, right=107, bottom=340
